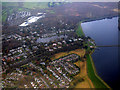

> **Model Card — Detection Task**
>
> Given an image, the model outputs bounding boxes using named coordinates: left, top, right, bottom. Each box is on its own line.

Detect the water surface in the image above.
left=81, top=17, right=119, bottom=88
left=37, top=35, right=68, bottom=43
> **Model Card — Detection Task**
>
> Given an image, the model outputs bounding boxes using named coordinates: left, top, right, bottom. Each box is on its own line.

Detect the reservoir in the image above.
left=81, top=17, right=119, bottom=88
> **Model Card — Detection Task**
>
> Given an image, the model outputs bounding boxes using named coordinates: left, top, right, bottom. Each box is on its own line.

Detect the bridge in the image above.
left=96, top=45, right=120, bottom=47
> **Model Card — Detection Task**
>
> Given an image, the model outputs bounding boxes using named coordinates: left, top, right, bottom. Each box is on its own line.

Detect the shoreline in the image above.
left=87, top=53, right=111, bottom=88
left=79, top=22, right=111, bottom=88
left=81, top=16, right=118, bottom=23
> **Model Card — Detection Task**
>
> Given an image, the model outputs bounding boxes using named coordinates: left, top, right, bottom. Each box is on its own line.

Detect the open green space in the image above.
left=23, top=2, right=48, bottom=9
left=76, top=22, right=85, bottom=37
left=2, top=2, right=19, bottom=7
left=18, top=8, right=23, bottom=11
left=2, top=2, right=48, bottom=9
left=46, top=10, right=55, bottom=14
left=2, top=12, right=7, bottom=22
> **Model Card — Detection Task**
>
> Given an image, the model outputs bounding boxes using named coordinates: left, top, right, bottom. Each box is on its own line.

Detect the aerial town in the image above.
left=3, top=54, right=81, bottom=88
left=1, top=2, right=118, bottom=89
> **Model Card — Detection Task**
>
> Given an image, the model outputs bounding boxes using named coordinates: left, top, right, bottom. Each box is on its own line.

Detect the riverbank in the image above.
left=76, top=21, right=85, bottom=37
left=81, top=16, right=118, bottom=23
left=78, top=22, right=111, bottom=88
left=86, top=54, right=110, bottom=88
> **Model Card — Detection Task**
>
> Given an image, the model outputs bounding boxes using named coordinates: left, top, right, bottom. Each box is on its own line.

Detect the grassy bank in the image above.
left=77, top=22, right=110, bottom=88
left=76, top=22, right=85, bottom=37
left=86, top=54, right=110, bottom=88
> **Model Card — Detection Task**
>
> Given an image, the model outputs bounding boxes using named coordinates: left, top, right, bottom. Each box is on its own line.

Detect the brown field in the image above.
left=51, top=49, right=85, bottom=60
left=74, top=61, right=94, bottom=88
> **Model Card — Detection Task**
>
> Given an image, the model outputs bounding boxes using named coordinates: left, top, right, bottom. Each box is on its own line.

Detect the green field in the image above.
left=76, top=22, right=85, bottom=37
left=23, top=2, right=48, bottom=9
left=2, top=8, right=14, bottom=22
left=2, top=2, right=48, bottom=9
left=2, top=11, right=7, bottom=22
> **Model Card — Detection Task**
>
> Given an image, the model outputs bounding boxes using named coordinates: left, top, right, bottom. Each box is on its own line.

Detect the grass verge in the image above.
left=86, top=54, right=111, bottom=88
left=76, top=22, right=85, bottom=37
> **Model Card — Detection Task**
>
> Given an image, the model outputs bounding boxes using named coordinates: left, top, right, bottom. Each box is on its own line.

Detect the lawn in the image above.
left=86, top=54, right=110, bottom=88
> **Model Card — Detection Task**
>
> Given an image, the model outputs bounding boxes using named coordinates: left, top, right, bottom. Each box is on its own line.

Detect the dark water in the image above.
left=37, top=35, right=67, bottom=43
left=81, top=17, right=120, bottom=88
